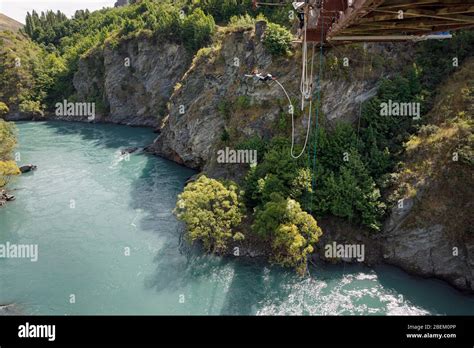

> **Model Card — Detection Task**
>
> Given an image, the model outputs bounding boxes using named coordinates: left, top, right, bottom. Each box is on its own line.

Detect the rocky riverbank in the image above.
left=0, top=189, right=15, bottom=207
left=0, top=304, right=20, bottom=315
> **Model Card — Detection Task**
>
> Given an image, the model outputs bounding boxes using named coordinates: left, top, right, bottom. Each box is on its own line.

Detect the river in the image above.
left=0, top=121, right=473, bottom=315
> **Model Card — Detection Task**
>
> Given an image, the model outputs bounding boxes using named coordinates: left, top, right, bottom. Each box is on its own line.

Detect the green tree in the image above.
left=243, top=137, right=309, bottom=207
left=253, top=193, right=322, bottom=274
left=0, top=102, right=9, bottom=118
left=0, top=120, right=20, bottom=187
left=263, top=22, right=292, bottom=56
left=181, top=8, right=216, bottom=51
left=175, top=175, right=245, bottom=253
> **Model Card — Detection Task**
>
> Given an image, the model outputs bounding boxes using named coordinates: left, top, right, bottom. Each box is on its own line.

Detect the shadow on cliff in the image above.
left=42, top=120, right=153, bottom=149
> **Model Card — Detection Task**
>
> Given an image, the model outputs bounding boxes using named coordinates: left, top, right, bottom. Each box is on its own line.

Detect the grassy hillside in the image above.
left=389, top=58, right=473, bottom=238
left=0, top=13, right=23, bottom=32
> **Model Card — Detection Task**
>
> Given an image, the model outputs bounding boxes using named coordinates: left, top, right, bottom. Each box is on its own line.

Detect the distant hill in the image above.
left=0, top=13, right=23, bottom=32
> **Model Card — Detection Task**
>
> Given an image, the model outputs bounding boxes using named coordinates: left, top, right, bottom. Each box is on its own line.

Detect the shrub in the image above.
left=218, top=99, right=231, bottom=119
left=229, top=14, right=255, bottom=30
left=174, top=175, right=245, bottom=253
left=235, top=95, right=251, bottom=110
left=236, top=136, right=267, bottom=163
left=221, top=128, right=230, bottom=142
left=181, top=8, right=216, bottom=51
left=0, top=160, right=20, bottom=187
left=0, top=120, right=19, bottom=187
left=233, top=232, right=245, bottom=242
left=252, top=193, right=322, bottom=275
left=263, top=22, right=292, bottom=56
left=243, top=137, right=307, bottom=207
left=0, top=119, right=17, bottom=161
left=192, top=0, right=252, bottom=24
left=19, top=100, right=44, bottom=117
left=0, top=102, right=9, bottom=118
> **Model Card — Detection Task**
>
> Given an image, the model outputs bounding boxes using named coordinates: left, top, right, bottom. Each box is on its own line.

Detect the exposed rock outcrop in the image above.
left=52, top=36, right=190, bottom=127
left=148, top=28, right=397, bottom=172
left=0, top=303, right=21, bottom=315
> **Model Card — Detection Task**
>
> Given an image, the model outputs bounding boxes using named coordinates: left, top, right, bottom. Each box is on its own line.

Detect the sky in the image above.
left=0, top=0, right=117, bottom=24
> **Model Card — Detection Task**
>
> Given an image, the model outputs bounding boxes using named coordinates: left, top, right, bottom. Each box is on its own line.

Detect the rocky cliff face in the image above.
left=148, top=26, right=393, bottom=172
left=68, top=36, right=189, bottom=127
left=148, top=27, right=276, bottom=169
left=379, top=61, right=474, bottom=291
left=381, top=176, right=473, bottom=291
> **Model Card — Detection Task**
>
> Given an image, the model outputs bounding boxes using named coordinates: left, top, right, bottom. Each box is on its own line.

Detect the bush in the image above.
left=192, top=0, right=252, bottom=24
left=221, top=128, right=230, bottom=142
left=235, top=95, right=251, bottom=110
left=229, top=14, right=255, bottom=30
left=0, top=120, right=19, bottom=187
left=0, top=119, right=17, bottom=161
left=243, top=137, right=308, bottom=207
left=218, top=100, right=231, bottom=119
left=0, top=102, right=9, bottom=118
left=181, top=8, right=216, bottom=51
left=236, top=136, right=267, bottom=163
left=252, top=193, right=322, bottom=275
left=174, top=175, right=245, bottom=253
left=263, top=22, right=292, bottom=56
left=0, top=160, right=20, bottom=187
left=19, top=100, right=44, bottom=117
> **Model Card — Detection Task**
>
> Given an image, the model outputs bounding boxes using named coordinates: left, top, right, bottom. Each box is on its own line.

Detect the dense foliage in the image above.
left=0, top=30, right=62, bottom=115
left=191, top=0, right=292, bottom=27
left=263, top=22, right=293, bottom=56
left=0, top=120, right=20, bottom=187
left=253, top=193, right=322, bottom=275
left=243, top=137, right=310, bottom=207
left=174, top=175, right=245, bottom=253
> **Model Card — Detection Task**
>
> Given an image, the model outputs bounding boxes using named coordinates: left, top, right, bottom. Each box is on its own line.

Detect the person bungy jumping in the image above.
left=245, top=69, right=275, bottom=82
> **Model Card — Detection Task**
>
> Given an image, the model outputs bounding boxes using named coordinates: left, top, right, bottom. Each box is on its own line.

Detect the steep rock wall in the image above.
left=69, top=36, right=189, bottom=127
left=148, top=27, right=394, bottom=172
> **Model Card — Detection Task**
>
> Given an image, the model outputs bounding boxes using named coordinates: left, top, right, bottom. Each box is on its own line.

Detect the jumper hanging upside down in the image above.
left=245, top=69, right=276, bottom=82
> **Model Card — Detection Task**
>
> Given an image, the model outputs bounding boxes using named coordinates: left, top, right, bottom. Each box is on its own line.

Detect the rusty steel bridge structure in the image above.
left=253, top=0, right=474, bottom=43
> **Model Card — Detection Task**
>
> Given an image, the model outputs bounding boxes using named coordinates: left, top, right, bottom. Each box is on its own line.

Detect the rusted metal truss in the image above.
left=254, top=0, right=474, bottom=43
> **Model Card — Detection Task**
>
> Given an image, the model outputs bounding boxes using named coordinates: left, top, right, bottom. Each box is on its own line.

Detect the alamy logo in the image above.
left=55, top=99, right=95, bottom=120
left=18, top=322, right=55, bottom=341
left=217, top=147, right=257, bottom=164
left=0, top=242, right=38, bottom=262
left=325, top=242, right=365, bottom=262
left=380, top=100, right=421, bottom=120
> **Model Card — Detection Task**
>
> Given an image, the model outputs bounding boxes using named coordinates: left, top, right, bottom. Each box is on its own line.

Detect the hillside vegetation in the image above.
left=390, top=58, right=473, bottom=237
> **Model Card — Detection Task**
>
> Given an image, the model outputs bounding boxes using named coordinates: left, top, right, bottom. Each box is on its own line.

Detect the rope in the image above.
left=309, top=0, right=325, bottom=214
left=356, top=43, right=368, bottom=141
left=272, top=79, right=312, bottom=160
left=286, top=7, right=316, bottom=160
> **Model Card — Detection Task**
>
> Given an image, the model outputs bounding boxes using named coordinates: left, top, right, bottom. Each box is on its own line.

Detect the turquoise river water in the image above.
left=0, top=121, right=473, bottom=315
